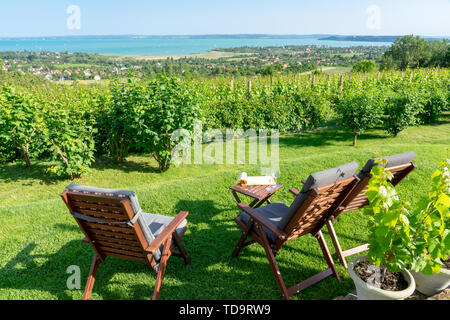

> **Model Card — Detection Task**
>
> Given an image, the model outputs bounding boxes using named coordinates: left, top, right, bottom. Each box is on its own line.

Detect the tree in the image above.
left=0, top=86, right=44, bottom=167
left=337, top=92, right=383, bottom=146
left=381, top=35, right=448, bottom=70
left=352, top=60, right=377, bottom=73
left=383, top=90, right=421, bottom=137
left=137, top=74, right=199, bottom=171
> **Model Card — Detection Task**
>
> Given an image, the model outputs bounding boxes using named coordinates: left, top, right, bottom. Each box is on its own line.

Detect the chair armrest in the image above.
left=237, top=202, right=287, bottom=240
left=145, top=211, right=189, bottom=253
left=289, top=187, right=300, bottom=196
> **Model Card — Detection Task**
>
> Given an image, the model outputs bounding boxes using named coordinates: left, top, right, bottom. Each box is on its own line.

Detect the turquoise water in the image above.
left=0, top=37, right=392, bottom=56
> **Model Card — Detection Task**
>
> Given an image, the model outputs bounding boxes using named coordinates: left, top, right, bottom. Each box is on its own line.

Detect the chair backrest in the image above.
left=60, top=184, right=160, bottom=263
left=280, top=162, right=359, bottom=243
left=336, top=152, right=416, bottom=217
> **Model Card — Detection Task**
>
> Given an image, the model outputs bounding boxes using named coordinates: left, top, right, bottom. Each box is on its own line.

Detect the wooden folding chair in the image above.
left=323, top=152, right=417, bottom=269
left=60, top=184, right=191, bottom=300
left=232, top=162, right=360, bottom=299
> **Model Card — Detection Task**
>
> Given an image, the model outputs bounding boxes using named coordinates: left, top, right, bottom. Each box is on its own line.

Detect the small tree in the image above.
left=384, top=90, right=421, bottom=137
left=44, top=106, right=96, bottom=179
left=107, top=78, right=144, bottom=163
left=365, top=158, right=450, bottom=280
left=337, top=93, right=383, bottom=146
left=352, top=60, right=377, bottom=73
left=409, top=159, right=450, bottom=275
left=0, top=86, right=44, bottom=167
left=137, top=74, right=199, bottom=171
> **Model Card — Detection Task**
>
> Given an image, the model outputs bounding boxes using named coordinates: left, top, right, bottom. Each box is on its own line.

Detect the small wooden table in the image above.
left=230, top=184, right=282, bottom=208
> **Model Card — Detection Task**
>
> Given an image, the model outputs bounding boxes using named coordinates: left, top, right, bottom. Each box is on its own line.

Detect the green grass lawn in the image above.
left=0, top=115, right=449, bottom=300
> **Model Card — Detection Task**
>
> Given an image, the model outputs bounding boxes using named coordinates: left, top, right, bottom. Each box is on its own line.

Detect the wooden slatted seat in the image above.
left=61, top=184, right=190, bottom=300
left=232, top=162, right=360, bottom=299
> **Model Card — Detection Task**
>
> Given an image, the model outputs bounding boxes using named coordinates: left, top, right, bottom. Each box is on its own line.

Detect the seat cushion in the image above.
left=238, top=202, right=290, bottom=243
left=65, top=184, right=143, bottom=214
left=139, top=212, right=187, bottom=261
left=140, top=212, right=187, bottom=239
left=358, top=152, right=416, bottom=179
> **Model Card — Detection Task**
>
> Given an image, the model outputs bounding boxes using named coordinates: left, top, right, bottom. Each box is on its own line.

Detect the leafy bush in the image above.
left=105, top=78, right=144, bottom=163
left=383, top=90, right=422, bottom=137
left=352, top=60, right=377, bottom=73
left=0, top=86, right=45, bottom=167
left=365, top=158, right=450, bottom=275
left=409, top=159, right=450, bottom=275
left=137, top=74, right=199, bottom=171
left=419, top=83, right=448, bottom=124
left=337, top=89, right=383, bottom=146
left=43, top=106, right=96, bottom=179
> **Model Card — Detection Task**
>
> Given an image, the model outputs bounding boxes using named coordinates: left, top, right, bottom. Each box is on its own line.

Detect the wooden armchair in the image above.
left=232, top=162, right=360, bottom=299
left=321, top=152, right=417, bottom=269
left=61, top=184, right=190, bottom=300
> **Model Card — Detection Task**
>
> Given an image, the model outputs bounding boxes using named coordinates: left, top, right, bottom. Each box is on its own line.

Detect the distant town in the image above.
left=0, top=45, right=389, bottom=80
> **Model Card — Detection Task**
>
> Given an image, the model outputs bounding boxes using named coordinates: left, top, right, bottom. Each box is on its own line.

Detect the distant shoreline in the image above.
left=0, top=34, right=447, bottom=41
left=100, top=51, right=253, bottom=60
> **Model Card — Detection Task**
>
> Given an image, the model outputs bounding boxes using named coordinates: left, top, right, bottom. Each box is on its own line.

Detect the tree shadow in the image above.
left=0, top=162, right=64, bottom=185
left=278, top=128, right=389, bottom=149
left=92, top=156, right=160, bottom=174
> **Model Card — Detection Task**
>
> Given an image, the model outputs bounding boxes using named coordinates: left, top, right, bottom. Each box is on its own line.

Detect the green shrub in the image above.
left=138, top=74, right=199, bottom=171
left=43, top=105, right=96, bottom=180
left=0, top=86, right=45, bottom=167
left=352, top=60, right=377, bottom=73
left=337, top=90, right=383, bottom=146
left=106, top=78, right=145, bottom=163
left=383, top=89, right=422, bottom=137
left=365, top=158, right=450, bottom=275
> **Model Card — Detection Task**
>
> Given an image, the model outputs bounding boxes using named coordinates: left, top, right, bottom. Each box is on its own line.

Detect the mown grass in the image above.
left=0, top=115, right=449, bottom=300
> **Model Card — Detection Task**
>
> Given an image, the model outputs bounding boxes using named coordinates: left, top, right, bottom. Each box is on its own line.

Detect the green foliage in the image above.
left=409, top=160, right=450, bottom=275
left=365, top=159, right=415, bottom=272
left=336, top=89, right=383, bottom=146
left=137, top=74, right=199, bottom=171
left=105, top=78, right=145, bottom=163
left=0, top=68, right=448, bottom=176
left=0, top=86, right=45, bottom=167
left=383, top=90, right=422, bottom=137
left=381, top=35, right=448, bottom=70
left=352, top=60, right=377, bottom=73
left=365, top=159, right=450, bottom=274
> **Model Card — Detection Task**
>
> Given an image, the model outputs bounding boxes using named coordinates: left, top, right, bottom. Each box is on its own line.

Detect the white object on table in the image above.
left=237, top=172, right=277, bottom=186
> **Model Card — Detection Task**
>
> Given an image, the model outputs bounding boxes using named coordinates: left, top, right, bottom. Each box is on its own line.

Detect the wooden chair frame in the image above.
left=232, top=175, right=360, bottom=300
left=305, top=162, right=416, bottom=269
left=61, top=189, right=191, bottom=300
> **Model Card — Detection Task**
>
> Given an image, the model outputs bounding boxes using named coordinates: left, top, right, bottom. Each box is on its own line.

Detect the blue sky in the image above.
left=0, top=0, right=449, bottom=37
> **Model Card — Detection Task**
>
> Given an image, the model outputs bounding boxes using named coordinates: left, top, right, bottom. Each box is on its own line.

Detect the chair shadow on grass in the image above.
left=0, top=236, right=177, bottom=300
left=169, top=198, right=354, bottom=300
left=0, top=199, right=354, bottom=300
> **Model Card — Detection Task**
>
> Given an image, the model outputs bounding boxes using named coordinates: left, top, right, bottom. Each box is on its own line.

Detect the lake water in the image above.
left=0, top=37, right=392, bottom=56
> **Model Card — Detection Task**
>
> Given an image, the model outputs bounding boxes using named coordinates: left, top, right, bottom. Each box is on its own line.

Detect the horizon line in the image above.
left=0, top=33, right=448, bottom=40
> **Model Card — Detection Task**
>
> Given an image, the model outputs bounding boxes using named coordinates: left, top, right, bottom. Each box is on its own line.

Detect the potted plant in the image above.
left=408, top=159, right=450, bottom=296
left=348, top=158, right=416, bottom=299
left=348, top=158, right=450, bottom=299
